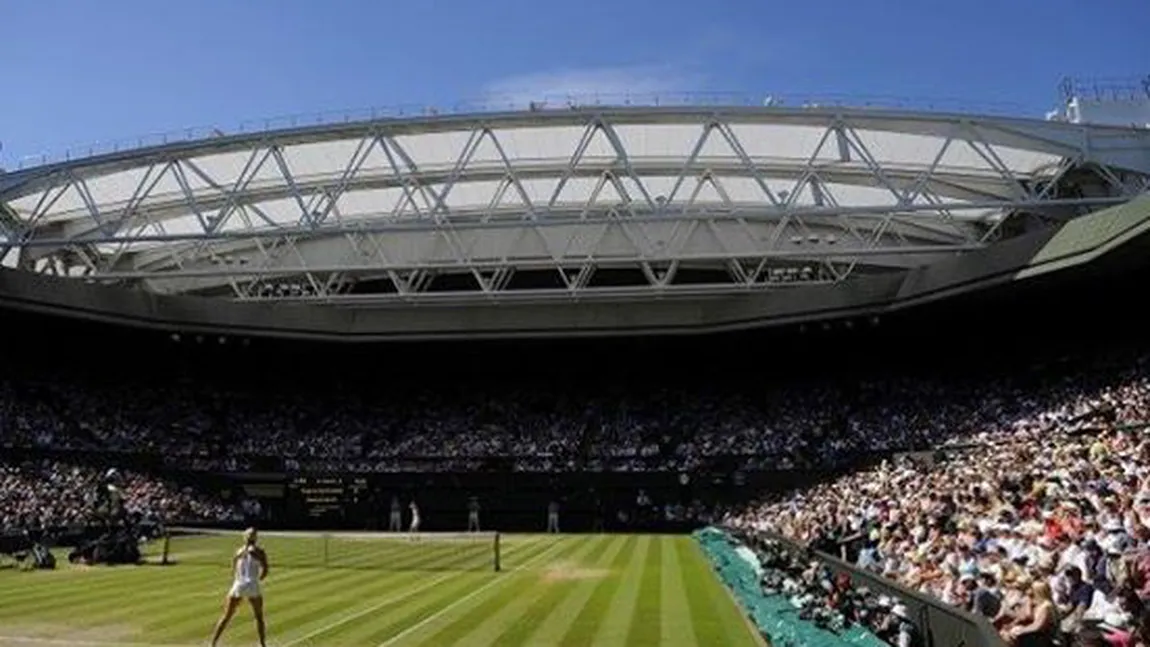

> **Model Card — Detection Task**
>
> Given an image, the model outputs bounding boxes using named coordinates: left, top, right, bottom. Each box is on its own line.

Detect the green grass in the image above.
left=0, top=533, right=764, bottom=647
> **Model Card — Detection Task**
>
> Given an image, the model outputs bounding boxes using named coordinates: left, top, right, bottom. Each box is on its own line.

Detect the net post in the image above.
left=161, top=529, right=171, bottom=566
left=494, top=532, right=501, bottom=572
left=323, top=533, right=330, bottom=567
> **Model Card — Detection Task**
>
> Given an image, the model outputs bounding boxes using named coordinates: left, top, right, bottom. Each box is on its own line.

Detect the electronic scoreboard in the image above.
left=287, top=476, right=369, bottom=519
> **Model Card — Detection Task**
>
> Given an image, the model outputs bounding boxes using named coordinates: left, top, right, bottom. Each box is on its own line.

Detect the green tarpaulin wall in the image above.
left=695, top=527, right=890, bottom=647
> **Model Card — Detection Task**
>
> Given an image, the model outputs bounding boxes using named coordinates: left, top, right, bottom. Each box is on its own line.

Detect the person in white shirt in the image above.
left=409, top=501, right=421, bottom=534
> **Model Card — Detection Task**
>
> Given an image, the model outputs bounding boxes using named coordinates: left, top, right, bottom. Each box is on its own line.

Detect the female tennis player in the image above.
left=210, top=528, right=269, bottom=647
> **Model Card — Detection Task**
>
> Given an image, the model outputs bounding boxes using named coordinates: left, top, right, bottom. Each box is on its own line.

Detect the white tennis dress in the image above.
left=228, top=546, right=262, bottom=599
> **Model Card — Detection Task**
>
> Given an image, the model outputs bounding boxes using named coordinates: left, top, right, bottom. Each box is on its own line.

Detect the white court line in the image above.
left=375, top=537, right=570, bottom=647
left=280, top=537, right=551, bottom=647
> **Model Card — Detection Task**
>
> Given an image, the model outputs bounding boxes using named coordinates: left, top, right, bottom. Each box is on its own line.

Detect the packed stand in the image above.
left=727, top=354, right=1150, bottom=646
left=5, top=349, right=1147, bottom=473
left=0, top=459, right=242, bottom=532
left=0, top=373, right=884, bottom=472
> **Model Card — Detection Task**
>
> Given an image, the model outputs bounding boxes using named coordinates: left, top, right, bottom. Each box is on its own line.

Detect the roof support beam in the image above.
left=14, top=195, right=1121, bottom=253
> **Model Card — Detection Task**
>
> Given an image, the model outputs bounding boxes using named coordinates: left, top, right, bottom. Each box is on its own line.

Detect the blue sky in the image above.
left=2, top=0, right=1147, bottom=166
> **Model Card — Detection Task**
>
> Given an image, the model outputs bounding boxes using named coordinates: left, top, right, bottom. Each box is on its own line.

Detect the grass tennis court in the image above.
left=0, top=533, right=764, bottom=647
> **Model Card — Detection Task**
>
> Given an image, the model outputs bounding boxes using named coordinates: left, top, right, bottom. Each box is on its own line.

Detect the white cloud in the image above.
left=481, top=65, right=700, bottom=106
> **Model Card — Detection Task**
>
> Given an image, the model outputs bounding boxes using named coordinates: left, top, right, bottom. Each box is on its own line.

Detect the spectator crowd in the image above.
left=7, top=349, right=1143, bottom=475
left=0, top=460, right=241, bottom=531
left=726, top=351, right=1150, bottom=646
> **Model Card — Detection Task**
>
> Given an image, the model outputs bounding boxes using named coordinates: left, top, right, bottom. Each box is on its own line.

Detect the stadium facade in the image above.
left=1, top=84, right=1149, bottom=341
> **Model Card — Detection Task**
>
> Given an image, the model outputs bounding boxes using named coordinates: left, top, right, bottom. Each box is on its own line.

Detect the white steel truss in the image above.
left=2, top=106, right=1148, bottom=302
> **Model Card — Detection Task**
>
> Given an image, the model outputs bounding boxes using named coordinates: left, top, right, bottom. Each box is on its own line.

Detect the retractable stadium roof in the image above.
left=1, top=100, right=1148, bottom=306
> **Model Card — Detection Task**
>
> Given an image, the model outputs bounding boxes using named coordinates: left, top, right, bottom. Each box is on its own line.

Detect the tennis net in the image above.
left=162, top=528, right=501, bottom=572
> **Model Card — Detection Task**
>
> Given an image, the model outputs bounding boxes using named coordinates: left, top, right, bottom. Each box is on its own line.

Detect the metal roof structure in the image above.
left=1, top=102, right=1148, bottom=306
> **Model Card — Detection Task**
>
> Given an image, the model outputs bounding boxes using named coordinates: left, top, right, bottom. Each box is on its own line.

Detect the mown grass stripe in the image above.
left=369, top=537, right=578, bottom=647
left=148, top=563, right=406, bottom=641
left=63, top=534, right=482, bottom=643
left=296, top=574, right=489, bottom=643
left=0, top=565, right=227, bottom=626
left=80, top=567, right=321, bottom=640
left=166, top=533, right=495, bottom=572
left=273, top=537, right=552, bottom=647
left=0, top=533, right=747, bottom=647
left=245, top=540, right=507, bottom=639
left=0, top=636, right=194, bottom=647
left=676, top=538, right=733, bottom=644
left=678, top=539, right=764, bottom=647
left=590, top=535, right=650, bottom=646
left=278, top=538, right=552, bottom=647
left=390, top=537, right=585, bottom=647
left=489, top=535, right=615, bottom=647
left=444, top=536, right=608, bottom=647
left=624, top=534, right=662, bottom=647
left=554, top=535, right=638, bottom=647
left=0, top=573, right=191, bottom=618
left=0, top=560, right=227, bottom=601
left=516, top=535, right=630, bottom=647
left=0, top=557, right=183, bottom=589
left=660, top=537, right=697, bottom=646
left=154, top=537, right=544, bottom=646
left=0, top=532, right=435, bottom=622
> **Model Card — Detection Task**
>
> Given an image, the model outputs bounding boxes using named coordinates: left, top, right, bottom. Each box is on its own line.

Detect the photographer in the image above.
left=96, top=468, right=127, bottom=527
